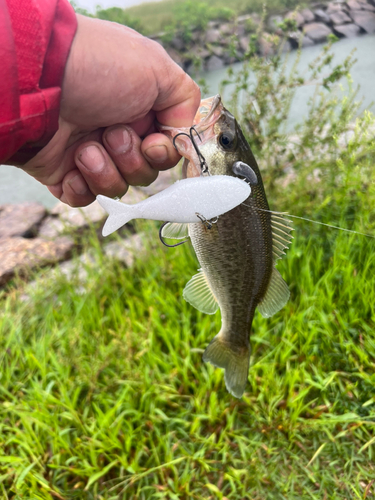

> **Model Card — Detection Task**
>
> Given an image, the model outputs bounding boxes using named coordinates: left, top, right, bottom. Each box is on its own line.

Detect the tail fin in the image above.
left=97, top=195, right=135, bottom=237
left=203, top=335, right=250, bottom=398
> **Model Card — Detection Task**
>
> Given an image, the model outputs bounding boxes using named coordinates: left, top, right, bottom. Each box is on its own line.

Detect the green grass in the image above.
left=122, top=0, right=307, bottom=35
left=1, top=205, right=375, bottom=498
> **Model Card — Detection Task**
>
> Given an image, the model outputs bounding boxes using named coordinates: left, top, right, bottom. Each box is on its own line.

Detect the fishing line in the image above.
left=173, top=126, right=210, bottom=175
left=254, top=207, right=375, bottom=239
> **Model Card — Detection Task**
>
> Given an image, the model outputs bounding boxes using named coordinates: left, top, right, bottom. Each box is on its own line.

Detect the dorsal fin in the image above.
left=161, top=222, right=190, bottom=239
left=271, top=213, right=293, bottom=262
left=183, top=269, right=219, bottom=315
left=257, top=267, right=290, bottom=318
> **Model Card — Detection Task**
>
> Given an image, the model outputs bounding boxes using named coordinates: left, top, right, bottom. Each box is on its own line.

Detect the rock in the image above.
left=210, top=44, right=225, bottom=57
left=258, top=33, right=278, bottom=57
left=303, top=22, right=333, bottom=42
left=314, top=9, right=330, bottom=22
left=362, top=2, right=375, bottom=11
left=346, top=0, right=362, bottom=9
left=170, top=35, right=185, bottom=51
left=165, top=47, right=183, bottom=66
left=205, top=29, right=221, bottom=44
left=350, top=9, right=375, bottom=30
left=51, top=199, right=106, bottom=227
left=329, top=10, right=352, bottom=23
left=0, top=202, right=46, bottom=239
left=267, top=15, right=284, bottom=33
left=103, top=234, right=144, bottom=267
left=285, top=11, right=305, bottom=28
left=280, top=40, right=292, bottom=52
left=38, top=216, right=66, bottom=239
left=327, top=2, right=345, bottom=13
left=334, top=22, right=361, bottom=36
left=234, top=23, right=246, bottom=37
left=207, top=20, right=220, bottom=29
left=206, top=54, right=225, bottom=71
left=239, top=35, right=250, bottom=52
left=289, top=31, right=315, bottom=47
left=190, top=45, right=210, bottom=59
left=0, top=236, right=73, bottom=285
left=220, top=23, right=235, bottom=35
left=301, top=8, right=316, bottom=22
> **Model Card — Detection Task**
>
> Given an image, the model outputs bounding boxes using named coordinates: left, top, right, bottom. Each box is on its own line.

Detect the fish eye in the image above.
left=219, top=132, right=235, bottom=150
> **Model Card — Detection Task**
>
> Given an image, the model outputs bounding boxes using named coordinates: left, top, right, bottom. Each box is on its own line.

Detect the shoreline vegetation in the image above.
left=72, top=0, right=375, bottom=73
left=1, top=5, right=375, bottom=497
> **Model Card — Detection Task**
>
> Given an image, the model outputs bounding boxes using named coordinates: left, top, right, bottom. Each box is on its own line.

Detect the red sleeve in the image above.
left=0, top=0, right=77, bottom=164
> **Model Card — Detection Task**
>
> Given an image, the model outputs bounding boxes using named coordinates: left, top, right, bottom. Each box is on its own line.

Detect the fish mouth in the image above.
left=157, top=94, right=224, bottom=177
left=192, top=95, right=222, bottom=133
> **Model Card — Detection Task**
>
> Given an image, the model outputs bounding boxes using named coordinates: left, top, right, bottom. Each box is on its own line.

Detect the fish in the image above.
left=97, top=176, right=250, bottom=237
left=159, top=95, right=293, bottom=398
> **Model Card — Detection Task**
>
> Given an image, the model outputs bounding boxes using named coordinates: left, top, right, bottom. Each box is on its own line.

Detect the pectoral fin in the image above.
left=183, top=269, right=219, bottom=314
left=161, top=222, right=190, bottom=239
left=258, top=267, right=290, bottom=318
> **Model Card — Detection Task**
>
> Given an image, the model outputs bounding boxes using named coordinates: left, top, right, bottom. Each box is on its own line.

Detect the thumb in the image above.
left=151, top=55, right=201, bottom=128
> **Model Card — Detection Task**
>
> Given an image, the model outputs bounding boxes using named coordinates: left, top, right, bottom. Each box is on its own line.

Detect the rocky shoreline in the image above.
left=152, top=0, right=375, bottom=73
left=0, top=170, right=178, bottom=288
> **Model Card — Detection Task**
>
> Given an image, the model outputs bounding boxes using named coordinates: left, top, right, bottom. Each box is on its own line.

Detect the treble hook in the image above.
left=159, top=222, right=189, bottom=248
left=173, top=126, right=210, bottom=175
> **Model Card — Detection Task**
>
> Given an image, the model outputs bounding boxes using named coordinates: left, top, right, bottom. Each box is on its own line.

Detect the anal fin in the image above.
left=183, top=269, right=219, bottom=315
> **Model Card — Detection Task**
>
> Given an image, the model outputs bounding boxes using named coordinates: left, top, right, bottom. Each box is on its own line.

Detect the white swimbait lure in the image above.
left=97, top=176, right=251, bottom=237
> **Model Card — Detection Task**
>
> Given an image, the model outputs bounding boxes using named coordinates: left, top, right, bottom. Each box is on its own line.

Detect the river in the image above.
left=1, top=34, right=374, bottom=208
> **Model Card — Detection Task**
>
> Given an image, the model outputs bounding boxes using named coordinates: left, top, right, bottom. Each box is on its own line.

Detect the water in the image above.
left=1, top=34, right=374, bottom=208
left=200, top=33, right=375, bottom=131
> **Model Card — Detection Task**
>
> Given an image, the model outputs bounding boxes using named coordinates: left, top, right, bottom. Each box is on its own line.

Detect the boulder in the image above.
left=50, top=199, right=106, bottom=227
left=0, top=202, right=46, bottom=239
left=258, top=33, right=277, bottom=56
left=327, top=3, right=345, bottom=13
left=350, top=9, right=375, bottom=31
left=285, top=10, right=305, bottom=27
left=165, top=47, right=183, bottom=66
left=333, top=22, right=361, bottom=36
left=329, top=10, right=352, bottom=23
left=0, top=236, right=73, bottom=285
left=303, top=22, right=333, bottom=42
left=239, top=35, right=250, bottom=52
left=220, top=23, right=235, bottom=35
left=267, top=15, right=284, bottom=33
left=361, top=1, right=375, bottom=10
left=314, top=9, right=330, bottom=22
left=289, top=31, right=315, bottom=47
left=210, top=44, right=225, bottom=57
left=103, top=234, right=144, bottom=268
left=170, top=35, right=185, bottom=51
left=205, top=29, right=221, bottom=44
left=301, top=8, right=316, bottom=22
left=206, top=54, right=225, bottom=71
left=346, top=0, right=362, bottom=9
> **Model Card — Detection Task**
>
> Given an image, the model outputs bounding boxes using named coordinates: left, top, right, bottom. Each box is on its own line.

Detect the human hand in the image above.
left=20, top=14, right=201, bottom=207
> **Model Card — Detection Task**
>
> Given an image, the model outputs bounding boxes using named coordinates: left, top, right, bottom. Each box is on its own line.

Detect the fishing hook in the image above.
left=173, top=126, right=210, bottom=175
left=195, top=212, right=219, bottom=230
left=159, top=222, right=189, bottom=248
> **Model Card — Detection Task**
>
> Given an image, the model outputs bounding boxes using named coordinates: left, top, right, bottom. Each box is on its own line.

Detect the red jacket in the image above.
left=0, top=0, right=77, bottom=164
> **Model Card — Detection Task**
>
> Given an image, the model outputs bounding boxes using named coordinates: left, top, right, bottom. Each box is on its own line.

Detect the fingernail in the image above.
left=68, top=174, right=88, bottom=195
left=105, top=127, right=132, bottom=153
left=144, top=145, right=168, bottom=163
left=79, top=145, right=105, bottom=172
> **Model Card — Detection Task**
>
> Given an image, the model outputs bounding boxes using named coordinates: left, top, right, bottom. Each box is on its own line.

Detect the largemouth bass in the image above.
left=160, top=95, right=293, bottom=398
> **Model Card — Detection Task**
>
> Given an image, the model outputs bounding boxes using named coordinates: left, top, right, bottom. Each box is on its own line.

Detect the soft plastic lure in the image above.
left=97, top=176, right=251, bottom=237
